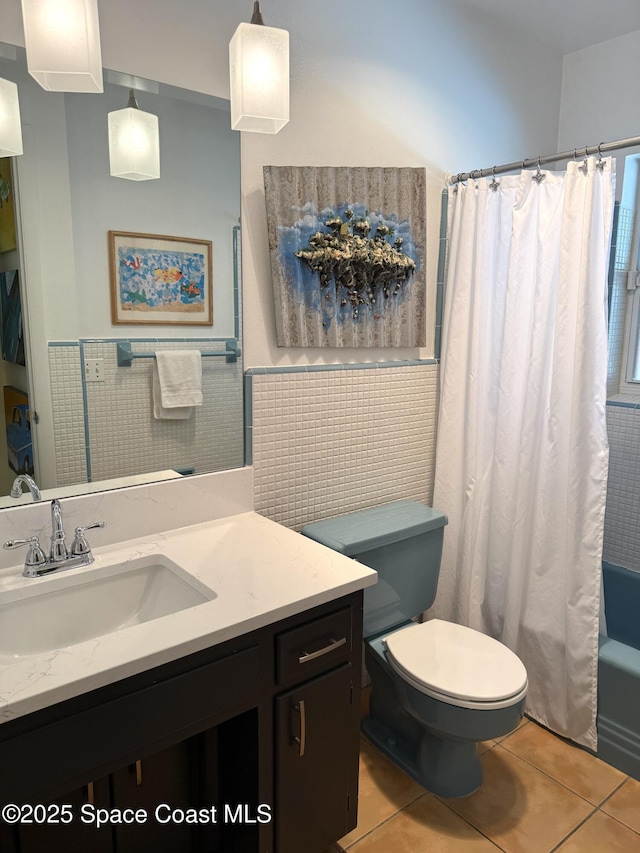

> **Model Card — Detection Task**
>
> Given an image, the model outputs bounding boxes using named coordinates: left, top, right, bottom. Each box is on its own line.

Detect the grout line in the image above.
left=596, top=808, right=640, bottom=838
left=434, top=796, right=507, bottom=851
left=548, top=804, right=599, bottom=852
left=598, top=776, right=629, bottom=809
left=495, top=739, right=628, bottom=808
left=342, top=791, right=429, bottom=849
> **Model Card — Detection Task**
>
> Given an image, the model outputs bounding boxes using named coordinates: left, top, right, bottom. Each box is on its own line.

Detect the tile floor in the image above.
left=332, top=693, right=640, bottom=853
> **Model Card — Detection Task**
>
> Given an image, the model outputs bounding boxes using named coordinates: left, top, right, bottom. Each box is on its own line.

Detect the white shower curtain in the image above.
left=432, top=159, right=615, bottom=749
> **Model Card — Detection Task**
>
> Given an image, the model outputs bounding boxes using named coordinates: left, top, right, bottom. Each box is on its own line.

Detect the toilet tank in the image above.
left=301, top=501, right=448, bottom=639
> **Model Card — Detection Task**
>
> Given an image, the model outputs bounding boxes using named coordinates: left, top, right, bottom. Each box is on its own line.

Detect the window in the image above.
left=611, top=152, right=640, bottom=396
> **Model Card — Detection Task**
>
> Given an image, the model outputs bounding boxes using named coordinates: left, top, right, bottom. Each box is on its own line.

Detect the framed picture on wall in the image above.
left=0, top=270, right=25, bottom=365
left=4, top=385, right=33, bottom=476
left=0, top=158, right=17, bottom=255
left=109, top=231, right=213, bottom=325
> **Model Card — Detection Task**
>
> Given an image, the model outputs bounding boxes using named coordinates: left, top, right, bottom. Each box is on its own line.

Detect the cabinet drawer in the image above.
left=276, top=607, right=352, bottom=684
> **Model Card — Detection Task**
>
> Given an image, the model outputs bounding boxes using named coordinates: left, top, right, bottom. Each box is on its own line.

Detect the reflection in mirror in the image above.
left=0, top=45, right=243, bottom=506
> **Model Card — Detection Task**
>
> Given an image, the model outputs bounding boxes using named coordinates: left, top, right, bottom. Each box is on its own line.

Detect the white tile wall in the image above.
left=48, top=345, right=88, bottom=485
left=604, top=404, right=640, bottom=572
left=252, top=363, right=439, bottom=530
left=49, top=340, right=244, bottom=485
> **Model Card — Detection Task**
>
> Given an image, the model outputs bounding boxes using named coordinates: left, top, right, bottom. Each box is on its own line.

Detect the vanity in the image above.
left=0, top=494, right=377, bottom=853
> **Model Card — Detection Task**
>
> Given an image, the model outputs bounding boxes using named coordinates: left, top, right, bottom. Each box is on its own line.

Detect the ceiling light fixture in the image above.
left=0, top=78, right=23, bottom=157
left=108, top=88, right=160, bottom=181
left=229, top=1, right=289, bottom=134
left=21, top=0, right=103, bottom=92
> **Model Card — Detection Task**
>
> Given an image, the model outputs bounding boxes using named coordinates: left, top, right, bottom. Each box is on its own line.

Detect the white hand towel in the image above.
left=153, top=350, right=203, bottom=420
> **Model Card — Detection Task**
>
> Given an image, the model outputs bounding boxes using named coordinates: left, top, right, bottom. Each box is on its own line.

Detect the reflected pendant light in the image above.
left=21, top=0, right=103, bottom=93
left=229, top=1, right=289, bottom=133
left=108, top=89, right=160, bottom=181
left=0, top=78, right=24, bottom=157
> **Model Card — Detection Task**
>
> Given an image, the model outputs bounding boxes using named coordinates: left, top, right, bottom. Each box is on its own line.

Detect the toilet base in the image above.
left=364, top=632, right=524, bottom=798
left=362, top=714, right=483, bottom=798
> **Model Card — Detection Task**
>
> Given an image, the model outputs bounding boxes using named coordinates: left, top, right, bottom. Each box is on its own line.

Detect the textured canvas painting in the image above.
left=0, top=269, right=24, bottom=365
left=264, top=166, right=426, bottom=347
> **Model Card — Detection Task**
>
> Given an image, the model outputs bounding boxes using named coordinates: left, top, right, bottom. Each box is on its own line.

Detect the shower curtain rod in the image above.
left=448, top=135, right=640, bottom=185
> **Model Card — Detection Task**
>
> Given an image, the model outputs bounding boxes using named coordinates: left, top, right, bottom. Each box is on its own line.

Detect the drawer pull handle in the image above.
left=87, top=781, right=95, bottom=805
left=298, top=636, right=347, bottom=664
left=135, top=760, right=143, bottom=786
left=294, top=700, right=306, bottom=757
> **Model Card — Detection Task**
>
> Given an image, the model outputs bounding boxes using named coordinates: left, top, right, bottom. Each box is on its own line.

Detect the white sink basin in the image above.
left=0, top=554, right=216, bottom=660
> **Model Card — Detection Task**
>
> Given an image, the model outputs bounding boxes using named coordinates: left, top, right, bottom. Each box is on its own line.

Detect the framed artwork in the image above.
left=0, top=158, right=17, bottom=255
left=109, top=231, right=213, bottom=326
left=0, top=269, right=25, bottom=365
left=4, top=385, right=33, bottom=476
left=264, top=166, right=426, bottom=347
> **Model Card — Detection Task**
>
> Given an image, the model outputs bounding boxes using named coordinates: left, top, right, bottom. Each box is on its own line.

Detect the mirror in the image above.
left=0, top=45, right=243, bottom=506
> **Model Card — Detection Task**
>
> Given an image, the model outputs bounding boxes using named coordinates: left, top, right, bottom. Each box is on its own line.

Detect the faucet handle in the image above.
left=70, top=522, right=106, bottom=557
left=3, top=536, right=48, bottom=569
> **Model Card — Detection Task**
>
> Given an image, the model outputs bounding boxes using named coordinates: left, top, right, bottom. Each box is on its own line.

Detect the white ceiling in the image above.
left=457, top=0, right=640, bottom=54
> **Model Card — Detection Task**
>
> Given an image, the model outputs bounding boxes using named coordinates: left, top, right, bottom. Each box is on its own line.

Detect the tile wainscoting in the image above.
left=247, top=361, right=440, bottom=531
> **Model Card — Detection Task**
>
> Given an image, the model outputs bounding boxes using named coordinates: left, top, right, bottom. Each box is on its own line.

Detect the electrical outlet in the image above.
left=84, top=358, right=104, bottom=382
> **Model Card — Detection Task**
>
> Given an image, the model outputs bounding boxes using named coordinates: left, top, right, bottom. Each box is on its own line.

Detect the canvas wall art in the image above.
left=4, top=385, right=33, bottom=476
left=109, top=231, right=213, bottom=325
left=0, top=158, right=17, bottom=255
left=264, top=166, right=426, bottom=347
left=0, top=269, right=25, bottom=365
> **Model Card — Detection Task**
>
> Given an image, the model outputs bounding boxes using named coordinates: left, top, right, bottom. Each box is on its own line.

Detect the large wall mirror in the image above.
left=0, top=44, right=242, bottom=507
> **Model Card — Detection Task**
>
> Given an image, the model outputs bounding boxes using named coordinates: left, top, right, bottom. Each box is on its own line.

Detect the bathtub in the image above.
left=597, top=562, right=640, bottom=780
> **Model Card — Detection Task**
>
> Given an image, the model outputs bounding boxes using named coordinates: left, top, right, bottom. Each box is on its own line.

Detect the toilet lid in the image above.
left=384, top=619, right=528, bottom=708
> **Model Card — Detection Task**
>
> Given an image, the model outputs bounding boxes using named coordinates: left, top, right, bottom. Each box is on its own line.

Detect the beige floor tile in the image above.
left=348, top=795, right=500, bottom=852
left=495, top=715, right=530, bottom=743
left=442, top=745, right=593, bottom=853
left=499, top=721, right=626, bottom=805
left=602, top=777, right=640, bottom=834
left=339, top=738, right=425, bottom=848
left=555, top=810, right=640, bottom=852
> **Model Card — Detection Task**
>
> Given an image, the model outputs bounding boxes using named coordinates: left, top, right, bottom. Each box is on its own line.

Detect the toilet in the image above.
left=301, top=500, right=528, bottom=798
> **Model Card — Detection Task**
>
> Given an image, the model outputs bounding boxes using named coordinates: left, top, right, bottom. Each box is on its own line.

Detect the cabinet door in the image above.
left=275, top=663, right=359, bottom=853
left=16, top=779, right=112, bottom=853
left=110, top=741, right=195, bottom=853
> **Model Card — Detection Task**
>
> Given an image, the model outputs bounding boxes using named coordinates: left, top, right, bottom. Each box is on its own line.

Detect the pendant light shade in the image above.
left=229, top=2, right=289, bottom=134
left=21, top=0, right=103, bottom=92
left=0, top=78, right=23, bottom=157
left=108, top=90, right=160, bottom=181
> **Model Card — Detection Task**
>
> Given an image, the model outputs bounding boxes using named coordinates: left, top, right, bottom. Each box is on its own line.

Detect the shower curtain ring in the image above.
left=580, top=146, right=589, bottom=174
left=532, top=155, right=545, bottom=184
left=596, top=143, right=605, bottom=171
left=489, top=166, right=500, bottom=191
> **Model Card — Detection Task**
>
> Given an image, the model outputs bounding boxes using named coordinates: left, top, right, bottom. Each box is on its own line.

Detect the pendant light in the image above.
left=21, top=0, right=103, bottom=93
left=229, top=1, right=289, bottom=134
left=0, top=79, right=23, bottom=157
left=108, top=89, right=160, bottom=181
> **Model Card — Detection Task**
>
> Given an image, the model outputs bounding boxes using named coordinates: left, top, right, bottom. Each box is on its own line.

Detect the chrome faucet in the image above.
left=49, top=499, right=68, bottom=563
left=10, top=474, right=41, bottom=502
left=3, top=499, right=106, bottom=578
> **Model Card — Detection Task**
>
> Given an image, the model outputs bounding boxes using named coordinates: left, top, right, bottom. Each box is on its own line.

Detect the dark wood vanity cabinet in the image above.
left=274, top=606, right=360, bottom=853
left=0, top=591, right=363, bottom=853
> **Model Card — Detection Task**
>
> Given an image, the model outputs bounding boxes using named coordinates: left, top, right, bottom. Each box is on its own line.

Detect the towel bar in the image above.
left=116, top=339, right=240, bottom=367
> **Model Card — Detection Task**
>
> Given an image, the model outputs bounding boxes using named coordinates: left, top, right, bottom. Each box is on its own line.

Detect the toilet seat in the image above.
left=384, top=619, right=528, bottom=711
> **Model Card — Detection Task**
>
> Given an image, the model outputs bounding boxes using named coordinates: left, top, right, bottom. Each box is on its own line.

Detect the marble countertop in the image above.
left=0, top=511, right=377, bottom=724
